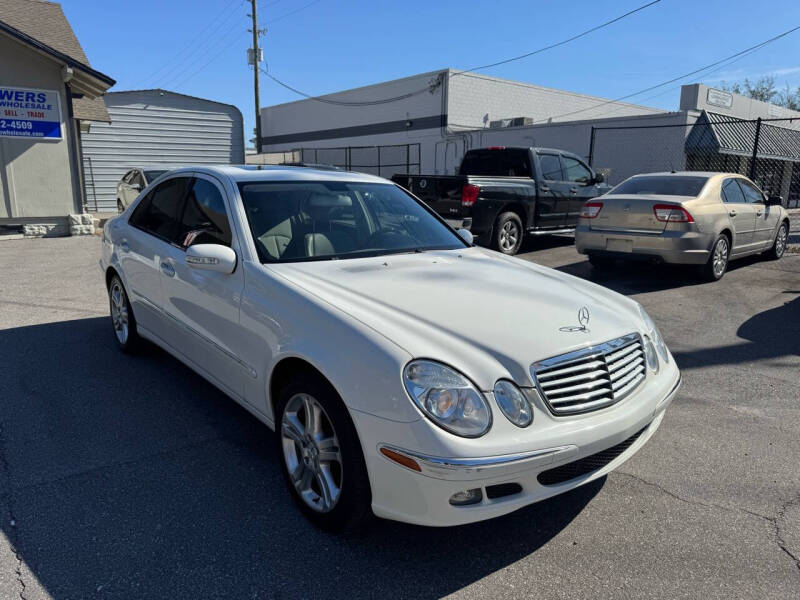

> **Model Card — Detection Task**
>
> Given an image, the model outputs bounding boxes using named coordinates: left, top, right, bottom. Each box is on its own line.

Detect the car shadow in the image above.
left=670, top=294, right=800, bottom=369
left=0, top=317, right=602, bottom=599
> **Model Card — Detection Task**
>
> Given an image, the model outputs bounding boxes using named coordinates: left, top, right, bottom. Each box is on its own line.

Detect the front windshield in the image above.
left=238, top=180, right=467, bottom=262
left=610, top=175, right=708, bottom=196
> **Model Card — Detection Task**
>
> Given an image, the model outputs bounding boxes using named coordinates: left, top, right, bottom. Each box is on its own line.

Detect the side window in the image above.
left=739, top=180, right=765, bottom=204
left=122, top=171, right=134, bottom=184
left=132, top=177, right=191, bottom=243
left=131, top=172, right=145, bottom=188
left=177, top=178, right=232, bottom=248
left=562, top=156, right=593, bottom=184
left=721, top=178, right=746, bottom=204
left=539, top=154, right=563, bottom=181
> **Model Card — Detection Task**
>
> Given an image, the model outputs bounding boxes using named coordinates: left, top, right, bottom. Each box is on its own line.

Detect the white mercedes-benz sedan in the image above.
left=100, top=166, right=681, bottom=530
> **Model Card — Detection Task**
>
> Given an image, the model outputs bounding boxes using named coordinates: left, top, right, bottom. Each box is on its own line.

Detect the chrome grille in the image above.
left=531, top=333, right=645, bottom=416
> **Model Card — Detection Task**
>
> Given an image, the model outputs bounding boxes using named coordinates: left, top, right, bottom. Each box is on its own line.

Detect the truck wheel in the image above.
left=493, top=212, right=523, bottom=255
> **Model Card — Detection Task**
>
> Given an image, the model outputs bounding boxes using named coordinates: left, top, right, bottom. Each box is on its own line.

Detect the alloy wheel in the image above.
left=775, top=225, right=787, bottom=257
left=281, top=393, right=343, bottom=513
left=713, top=238, right=728, bottom=278
left=499, top=221, right=519, bottom=252
left=109, top=281, right=129, bottom=345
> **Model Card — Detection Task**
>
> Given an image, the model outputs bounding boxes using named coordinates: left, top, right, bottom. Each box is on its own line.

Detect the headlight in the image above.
left=403, top=360, right=492, bottom=437
left=638, top=304, right=669, bottom=364
left=493, top=380, right=533, bottom=427
left=643, top=335, right=659, bottom=372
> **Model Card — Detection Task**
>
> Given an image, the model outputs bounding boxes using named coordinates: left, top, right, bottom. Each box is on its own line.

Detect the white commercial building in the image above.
left=258, top=71, right=800, bottom=204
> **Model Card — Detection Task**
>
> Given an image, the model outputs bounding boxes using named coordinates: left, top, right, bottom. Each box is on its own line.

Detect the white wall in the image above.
left=447, top=71, right=664, bottom=129
left=681, top=83, right=800, bottom=121
left=0, top=34, right=80, bottom=220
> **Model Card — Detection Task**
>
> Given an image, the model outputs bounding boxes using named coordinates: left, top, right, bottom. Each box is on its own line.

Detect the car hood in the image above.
left=268, top=247, right=644, bottom=389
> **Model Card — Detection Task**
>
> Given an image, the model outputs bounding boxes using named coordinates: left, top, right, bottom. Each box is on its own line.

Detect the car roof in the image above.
left=625, top=171, right=740, bottom=179
left=162, top=165, right=390, bottom=184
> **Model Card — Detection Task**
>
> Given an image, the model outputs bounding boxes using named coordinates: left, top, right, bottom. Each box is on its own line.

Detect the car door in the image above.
left=740, top=179, right=779, bottom=248
left=158, top=173, right=248, bottom=400
left=720, top=177, right=756, bottom=255
left=121, top=175, right=192, bottom=334
left=561, top=153, right=599, bottom=225
left=534, top=151, right=570, bottom=228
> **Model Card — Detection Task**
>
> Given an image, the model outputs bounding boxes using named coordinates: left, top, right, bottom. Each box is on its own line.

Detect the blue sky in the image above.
left=64, top=0, right=800, bottom=147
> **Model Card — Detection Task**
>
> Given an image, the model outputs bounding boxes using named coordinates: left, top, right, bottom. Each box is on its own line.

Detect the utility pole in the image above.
left=248, top=0, right=265, bottom=154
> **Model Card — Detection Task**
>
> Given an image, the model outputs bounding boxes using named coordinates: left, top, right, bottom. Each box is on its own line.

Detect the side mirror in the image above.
left=766, top=195, right=784, bottom=207
left=593, top=172, right=605, bottom=184
left=457, top=228, right=474, bottom=245
left=185, top=244, right=237, bottom=274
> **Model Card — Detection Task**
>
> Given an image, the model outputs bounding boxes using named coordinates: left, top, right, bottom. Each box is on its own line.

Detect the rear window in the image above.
left=459, top=149, right=531, bottom=177
left=611, top=175, right=708, bottom=196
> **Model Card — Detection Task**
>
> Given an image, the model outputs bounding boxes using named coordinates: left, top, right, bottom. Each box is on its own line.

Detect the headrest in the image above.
left=307, top=193, right=352, bottom=208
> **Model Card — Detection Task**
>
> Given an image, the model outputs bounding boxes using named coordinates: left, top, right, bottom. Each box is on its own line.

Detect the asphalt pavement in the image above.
left=0, top=235, right=798, bottom=599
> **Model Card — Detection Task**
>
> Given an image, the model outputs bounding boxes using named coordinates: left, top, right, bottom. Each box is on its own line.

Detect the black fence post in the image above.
left=749, top=117, right=762, bottom=181
left=588, top=126, right=596, bottom=167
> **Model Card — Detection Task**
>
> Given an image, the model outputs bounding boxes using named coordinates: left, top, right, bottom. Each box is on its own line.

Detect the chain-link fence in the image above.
left=590, top=115, right=800, bottom=207
left=247, top=143, right=421, bottom=179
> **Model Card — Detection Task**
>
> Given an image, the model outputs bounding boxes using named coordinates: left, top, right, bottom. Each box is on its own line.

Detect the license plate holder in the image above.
left=606, top=238, right=633, bottom=253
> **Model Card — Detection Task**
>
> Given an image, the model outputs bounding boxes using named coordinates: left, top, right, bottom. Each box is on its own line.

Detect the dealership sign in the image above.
left=0, top=86, right=62, bottom=140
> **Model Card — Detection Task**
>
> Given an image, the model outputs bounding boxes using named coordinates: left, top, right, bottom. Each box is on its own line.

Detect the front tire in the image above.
left=701, top=234, right=730, bottom=281
left=108, top=275, right=142, bottom=352
left=765, top=222, right=788, bottom=260
left=276, top=374, right=372, bottom=532
left=492, top=212, right=523, bottom=255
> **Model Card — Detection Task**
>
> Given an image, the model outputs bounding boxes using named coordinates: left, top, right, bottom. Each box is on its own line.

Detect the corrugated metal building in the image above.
left=81, top=89, right=244, bottom=211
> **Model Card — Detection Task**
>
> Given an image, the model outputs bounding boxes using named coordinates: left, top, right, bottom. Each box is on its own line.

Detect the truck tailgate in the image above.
left=392, top=174, right=469, bottom=219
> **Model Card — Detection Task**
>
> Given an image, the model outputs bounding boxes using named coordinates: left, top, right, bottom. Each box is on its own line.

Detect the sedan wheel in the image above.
left=276, top=377, right=372, bottom=531
left=701, top=235, right=730, bottom=282
left=281, top=393, right=343, bottom=513
left=767, top=223, right=788, bottom=260
left=108, top=275, right=141, bottom=352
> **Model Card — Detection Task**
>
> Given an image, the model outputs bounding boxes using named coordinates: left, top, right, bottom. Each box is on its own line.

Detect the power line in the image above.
left=267, top=0, right=322, bottom=24
left=149, top=0, right=245, bottom=87
left=262, top=0, right=661, bottom=106
left=452, top=0, right=661, bottom=75
left=539, top=25, right=800, bottom=122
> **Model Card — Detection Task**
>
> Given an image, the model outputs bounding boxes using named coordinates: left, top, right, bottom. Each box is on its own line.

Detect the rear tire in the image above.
left=108, top=275, right=142, bottom=353
left=492, top=212, right=523, bottom=255
left=276, top=374, right=372, bottom=533
left=700, top=234, right=730, bottom=282
left=765, top=222, right=788, bottom=260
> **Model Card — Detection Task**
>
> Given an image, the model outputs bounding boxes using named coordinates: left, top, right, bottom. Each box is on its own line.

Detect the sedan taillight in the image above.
left=461, top=184, right=480, bottom=207
left=580, top=201, right=603, bottom=218
left=653, top=204, right=694, bottom=223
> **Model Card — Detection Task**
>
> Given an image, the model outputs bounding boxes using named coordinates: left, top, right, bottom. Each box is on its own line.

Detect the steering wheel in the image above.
left=365, top=227, right=408, bottom=247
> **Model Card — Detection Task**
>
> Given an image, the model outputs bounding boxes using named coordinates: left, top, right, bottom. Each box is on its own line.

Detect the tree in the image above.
left=719, top=75, right=800, bottom=109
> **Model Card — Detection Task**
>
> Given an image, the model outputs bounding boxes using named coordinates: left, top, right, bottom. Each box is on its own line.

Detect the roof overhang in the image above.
left=0, top=19, right=115, bottom=98
left=686, top=111, right=800, bottom=163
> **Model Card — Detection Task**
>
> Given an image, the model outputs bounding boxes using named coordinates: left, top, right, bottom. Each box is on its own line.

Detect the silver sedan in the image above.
left=574, top=172, right=790, bottom=281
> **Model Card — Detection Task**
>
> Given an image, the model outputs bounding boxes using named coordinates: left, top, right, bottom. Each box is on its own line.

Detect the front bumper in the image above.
left=354, top=368, right=680, bottom=527
left=575, top=224, right=713, bottom=265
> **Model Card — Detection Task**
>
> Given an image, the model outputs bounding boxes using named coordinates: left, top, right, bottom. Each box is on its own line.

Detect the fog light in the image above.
left=449, top=488, right=483, bottom=506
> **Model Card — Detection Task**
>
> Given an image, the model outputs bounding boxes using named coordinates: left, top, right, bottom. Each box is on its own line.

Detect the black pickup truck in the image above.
left=392, top=146, right=609, bottom=255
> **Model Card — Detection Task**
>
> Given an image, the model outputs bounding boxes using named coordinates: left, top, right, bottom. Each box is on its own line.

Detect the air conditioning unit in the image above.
left=488, top=116, right=534, bottom=129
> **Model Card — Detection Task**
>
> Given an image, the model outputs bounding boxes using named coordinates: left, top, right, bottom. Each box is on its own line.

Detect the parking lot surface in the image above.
left=0, top=236, right=798, bottom=599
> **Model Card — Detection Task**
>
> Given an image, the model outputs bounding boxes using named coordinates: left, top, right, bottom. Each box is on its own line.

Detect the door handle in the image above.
left=540, top=185, right=550, bottom=192
left=160, top=260, right=175, bottom=277
left=570, top=187, right=578, bottom=194
left=119, top=239, right=129, bottom=252
left=756, top=210, right=763, bottom=216
left=728, top=209, right=737, bottom=217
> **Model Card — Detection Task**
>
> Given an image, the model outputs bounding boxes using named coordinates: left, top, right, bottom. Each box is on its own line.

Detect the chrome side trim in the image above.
left=130, top=289, right=257, bottom=379
left=378, top=443, right=576, bottom=480
left=162, top=309, right=258, bottom=379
